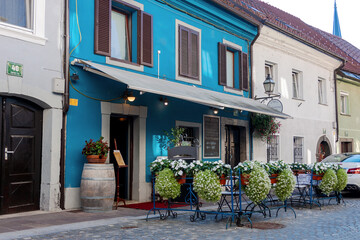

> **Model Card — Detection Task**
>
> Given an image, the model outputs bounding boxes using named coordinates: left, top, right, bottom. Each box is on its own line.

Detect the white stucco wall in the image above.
left=0, top=0, right=64, bottom=211
left=252, top=26, right=342, bottom=164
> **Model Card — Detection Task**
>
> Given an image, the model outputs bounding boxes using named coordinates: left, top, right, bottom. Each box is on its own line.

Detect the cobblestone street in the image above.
left=7, top=195, right=360, bottom=240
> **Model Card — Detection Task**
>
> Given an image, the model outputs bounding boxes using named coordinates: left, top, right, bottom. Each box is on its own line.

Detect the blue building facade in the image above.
left=65, top=0, right=272, bottom=208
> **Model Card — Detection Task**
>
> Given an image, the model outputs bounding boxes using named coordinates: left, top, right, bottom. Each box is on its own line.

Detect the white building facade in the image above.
left=0, top=0, right=64, bottom=213
left=252, top=26, right=342, bottom=164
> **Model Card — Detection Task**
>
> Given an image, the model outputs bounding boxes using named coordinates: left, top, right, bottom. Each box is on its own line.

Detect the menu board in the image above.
left=203, top=116, right=220, bottom=158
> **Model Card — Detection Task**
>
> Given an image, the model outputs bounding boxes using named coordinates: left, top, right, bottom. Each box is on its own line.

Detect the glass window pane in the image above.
left=342, top=155, right=360, bottom=163
left=226, top=50, right=234, bottom=88
left=111, top=10, right=129, bottom=61
left=0, top=0, right=32, bottom=29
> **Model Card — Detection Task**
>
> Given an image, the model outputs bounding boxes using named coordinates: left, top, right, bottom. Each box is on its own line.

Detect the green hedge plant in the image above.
left=155, top=168, right=181, bottom=199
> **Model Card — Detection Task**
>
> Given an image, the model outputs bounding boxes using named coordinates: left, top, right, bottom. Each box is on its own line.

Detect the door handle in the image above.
left=4, top=147, right=14, bottom=160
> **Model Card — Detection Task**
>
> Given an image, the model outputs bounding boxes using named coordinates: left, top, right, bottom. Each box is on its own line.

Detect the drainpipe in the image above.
left=249, top=23, right=262, bottom=161
left=60, top=0, right=70, bottom=209
left=334, top=60, right=345, bottom=153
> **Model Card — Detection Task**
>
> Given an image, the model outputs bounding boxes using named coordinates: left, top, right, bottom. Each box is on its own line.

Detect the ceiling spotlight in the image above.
left=71, top=73, right=79, bottom=81
left=160, top=97, right=169, bottom=106
left=212, top=108, right=219, bottom=114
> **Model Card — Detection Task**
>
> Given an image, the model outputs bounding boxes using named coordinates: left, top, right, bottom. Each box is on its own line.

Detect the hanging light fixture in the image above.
left=263, top=74, right=275, bottom=95
left=123, top=90, right=135, bottom=102
left=160, top=97, right=169, bottom=106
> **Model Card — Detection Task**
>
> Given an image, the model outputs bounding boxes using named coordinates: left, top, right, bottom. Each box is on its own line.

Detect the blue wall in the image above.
left=66, top=0, right=258, bottom=188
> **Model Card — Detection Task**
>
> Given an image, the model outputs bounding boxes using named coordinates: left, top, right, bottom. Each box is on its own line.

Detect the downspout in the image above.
left=249, top=23, right=262, bottom=161
left=60, top=0, right=70, bottom=209
left=334, top=60, right=345, bottom=153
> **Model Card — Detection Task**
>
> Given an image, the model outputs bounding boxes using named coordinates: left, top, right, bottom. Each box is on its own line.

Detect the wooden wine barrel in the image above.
left=80, top=164, right=115, bottom=212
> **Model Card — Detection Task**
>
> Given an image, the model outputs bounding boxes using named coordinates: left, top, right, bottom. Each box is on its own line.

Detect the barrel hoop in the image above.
left=81, top=196, right=114, bottom=199
left=81, top=177, right=115, bottom=181
left=83, top=167, right=113, bottom=170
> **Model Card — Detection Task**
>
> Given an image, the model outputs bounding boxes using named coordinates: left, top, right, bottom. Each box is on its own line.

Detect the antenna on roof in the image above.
left=333, top=0, right=342, bottom=37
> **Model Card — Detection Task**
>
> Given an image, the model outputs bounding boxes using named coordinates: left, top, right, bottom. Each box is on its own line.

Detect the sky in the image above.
left=263, top=0, right=360, bottom=49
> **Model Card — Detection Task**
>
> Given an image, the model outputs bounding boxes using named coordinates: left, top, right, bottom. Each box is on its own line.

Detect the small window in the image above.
left=340, top=92, right=349, bottom=115
left=179, top=25, right=199, bottom=80
left=0, top=0, right=33, bottom=29
left=318, top=78, right=327, bottom=104
left=267, top=135, right=279, bottom=162
left=265, top=62, right=278, bottom=93
left=94, top=0, right=153, bottom=67
left=203, top=115, right=220, bottom=158
left=265, top=64, right=273, bottom=80
left=218, top=42, right=248, bottom=91
left=292, top=70, right=302, bottom=99
left=293, top=136, right=304, bottom=163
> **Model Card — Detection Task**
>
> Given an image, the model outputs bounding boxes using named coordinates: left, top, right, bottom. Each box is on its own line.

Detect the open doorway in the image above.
left=110, top=115, right=133, bottom=200
left=225, top=125, right=246, bottom=168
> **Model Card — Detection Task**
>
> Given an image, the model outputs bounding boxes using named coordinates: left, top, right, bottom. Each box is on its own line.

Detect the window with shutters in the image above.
left=94, top=0, right=153, bottom=71
left=175, top=20, right=201, bottom=84
left=218, top=39, right=248, bottom=93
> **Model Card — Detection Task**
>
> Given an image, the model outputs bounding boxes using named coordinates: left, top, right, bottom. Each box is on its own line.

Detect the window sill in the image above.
left=0, top=24, right=47, bottom=45
left=176, top=74, right=201, bottom=85
left=223, top=86, right=243, bottom=95
left=106, top=57, right=144, bottom=72
left=292, top=97, right=305, bottom=101
left=340, top=113, right=351, bottom=117
left=318, top=102, right=328, bottom=106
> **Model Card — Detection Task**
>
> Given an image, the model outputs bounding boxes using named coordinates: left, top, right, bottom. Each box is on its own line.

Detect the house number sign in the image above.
left=7, top=61, right=23, bottom=77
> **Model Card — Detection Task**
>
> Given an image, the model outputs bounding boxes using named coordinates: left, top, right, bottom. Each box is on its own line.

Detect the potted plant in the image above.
left=149, top=158, right=171, bottom=175
left=164, top=127, right=185, bottom=148
left=193, top=170, right=222, bottom=202
left=82, top=137, right=109, bottom=164
left=211, top=160, right=231, bottom=185
left=244, top=164, right=271, bottom=205
left=274, top=168, right=296, bottom=201
left=290, top=162, right=309, bottom=174
left=169, top=159, right=189, bottom=184
left=251, top=113, right=281, bottom=142
left=311, top=162, right=333, bottom=180
left=266, top=160, right=288, bottom=184
left=234, top=161, right=256, bottom=185
left=319, top=169, right=337, bottom=196
left=155, top=168, right=181, bottom=199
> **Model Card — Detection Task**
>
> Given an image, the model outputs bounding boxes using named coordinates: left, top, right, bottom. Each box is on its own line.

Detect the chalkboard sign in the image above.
left=203, top=116, right=220, bottom=158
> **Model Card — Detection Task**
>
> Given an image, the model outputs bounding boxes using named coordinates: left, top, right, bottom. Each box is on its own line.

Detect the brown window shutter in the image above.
left=242, top=52, right=249, bottom=91
left=94, top=0, right=111, bottom=56
left=140, top=11, right=153, bottom=67
left=190, top=31, right=199, bottom=79
left=218, top=42, right=227, bottom=86
left=179, top=26, right=189, bottom=77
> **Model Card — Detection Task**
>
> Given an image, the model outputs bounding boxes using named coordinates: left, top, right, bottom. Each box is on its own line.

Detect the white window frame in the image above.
left=175, top=19, right=202, bottom=85
left=106, top=0, right=144, bottom=71
left=292, top=70, right=303, bottom=100
left=318, top=77, right=327, bottom=105
left=293, top=136, right=304, bottom=163
left=340, top=91, right=349, bottom=115
left=0, top=0, right=46, bottom=45
left=222, top=39, right=243, bottom=95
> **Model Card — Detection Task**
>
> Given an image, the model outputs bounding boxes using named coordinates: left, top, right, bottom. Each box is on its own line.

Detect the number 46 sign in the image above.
left=7, top=61, right=23, bottom=77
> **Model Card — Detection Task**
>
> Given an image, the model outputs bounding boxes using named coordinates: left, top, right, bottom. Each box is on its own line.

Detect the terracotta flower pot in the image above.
left=241, top=173, right=250, bottom=186
left=312, top=173, right=324, bottom=180
left=270, top=174, right=278, bottom=184
left=177, top=173, right=186, bottom=184
left=86, top=155, right=106, bottom=164
left=292, top=169, right=307, bottom=175
left=219, top=174, right=226, bottom=185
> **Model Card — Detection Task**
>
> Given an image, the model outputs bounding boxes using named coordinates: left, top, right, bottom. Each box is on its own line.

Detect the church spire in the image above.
left=333, top=0, right=342, bottom=37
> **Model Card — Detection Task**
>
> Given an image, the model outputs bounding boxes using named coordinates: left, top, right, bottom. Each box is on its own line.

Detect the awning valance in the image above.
left=74, top=59, right=291, bottom=119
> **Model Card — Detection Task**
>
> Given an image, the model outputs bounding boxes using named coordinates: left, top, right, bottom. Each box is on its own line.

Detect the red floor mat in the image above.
left=120, top=201, right=188, bottom=210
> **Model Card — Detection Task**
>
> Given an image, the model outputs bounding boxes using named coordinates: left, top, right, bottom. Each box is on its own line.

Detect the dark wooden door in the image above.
left=0, top=97, right=42, bottom=214
left=225, top=125, right=240, bottom=168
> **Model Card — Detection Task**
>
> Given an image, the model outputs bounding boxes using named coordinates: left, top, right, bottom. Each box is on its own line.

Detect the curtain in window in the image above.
left=0, top=0, right=32, bottom=29
left=111, top=11, right=130, bottom=61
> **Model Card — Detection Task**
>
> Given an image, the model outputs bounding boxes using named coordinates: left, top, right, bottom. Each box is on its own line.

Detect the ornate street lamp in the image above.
left=255, top=74, right=281, bottom=101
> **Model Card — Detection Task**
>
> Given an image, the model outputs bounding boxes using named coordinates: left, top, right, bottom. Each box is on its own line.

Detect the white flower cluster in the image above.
left=319, top=169, right=337, bottom=196
left=169, top=159, right=189, bottom=177
left=234, top=161, right=256, bottom=174
left=149, top=158, right=170, bottom=173
left=275, top=168, right=296, bottom=201
left=155, top=168, right=181, bottom=199
left=188, top=160, right=204, bottom=175
left=244, top=165, right=271, bottom=204
left=193, top=170, right=222, bottom=202
left=311, top=162, right=337, bottom=174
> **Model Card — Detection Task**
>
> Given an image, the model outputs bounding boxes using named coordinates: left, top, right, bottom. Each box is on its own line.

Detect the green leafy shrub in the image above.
left=193, top=170, right=222, bottom=202
left=334, top=168, right=348, bottom=192
left=275, top=168, right=296, bottom=201
left=244, top=165, right=271, bottom=204
left=155, top=168, right=181, bottom=199
left=319, top=169, right=337, bottom=196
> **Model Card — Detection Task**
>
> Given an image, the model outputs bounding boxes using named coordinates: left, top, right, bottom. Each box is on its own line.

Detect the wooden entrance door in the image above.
left=0, top=97, right=42, bottom=214
left=225, top=125, right=246, bottom=168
